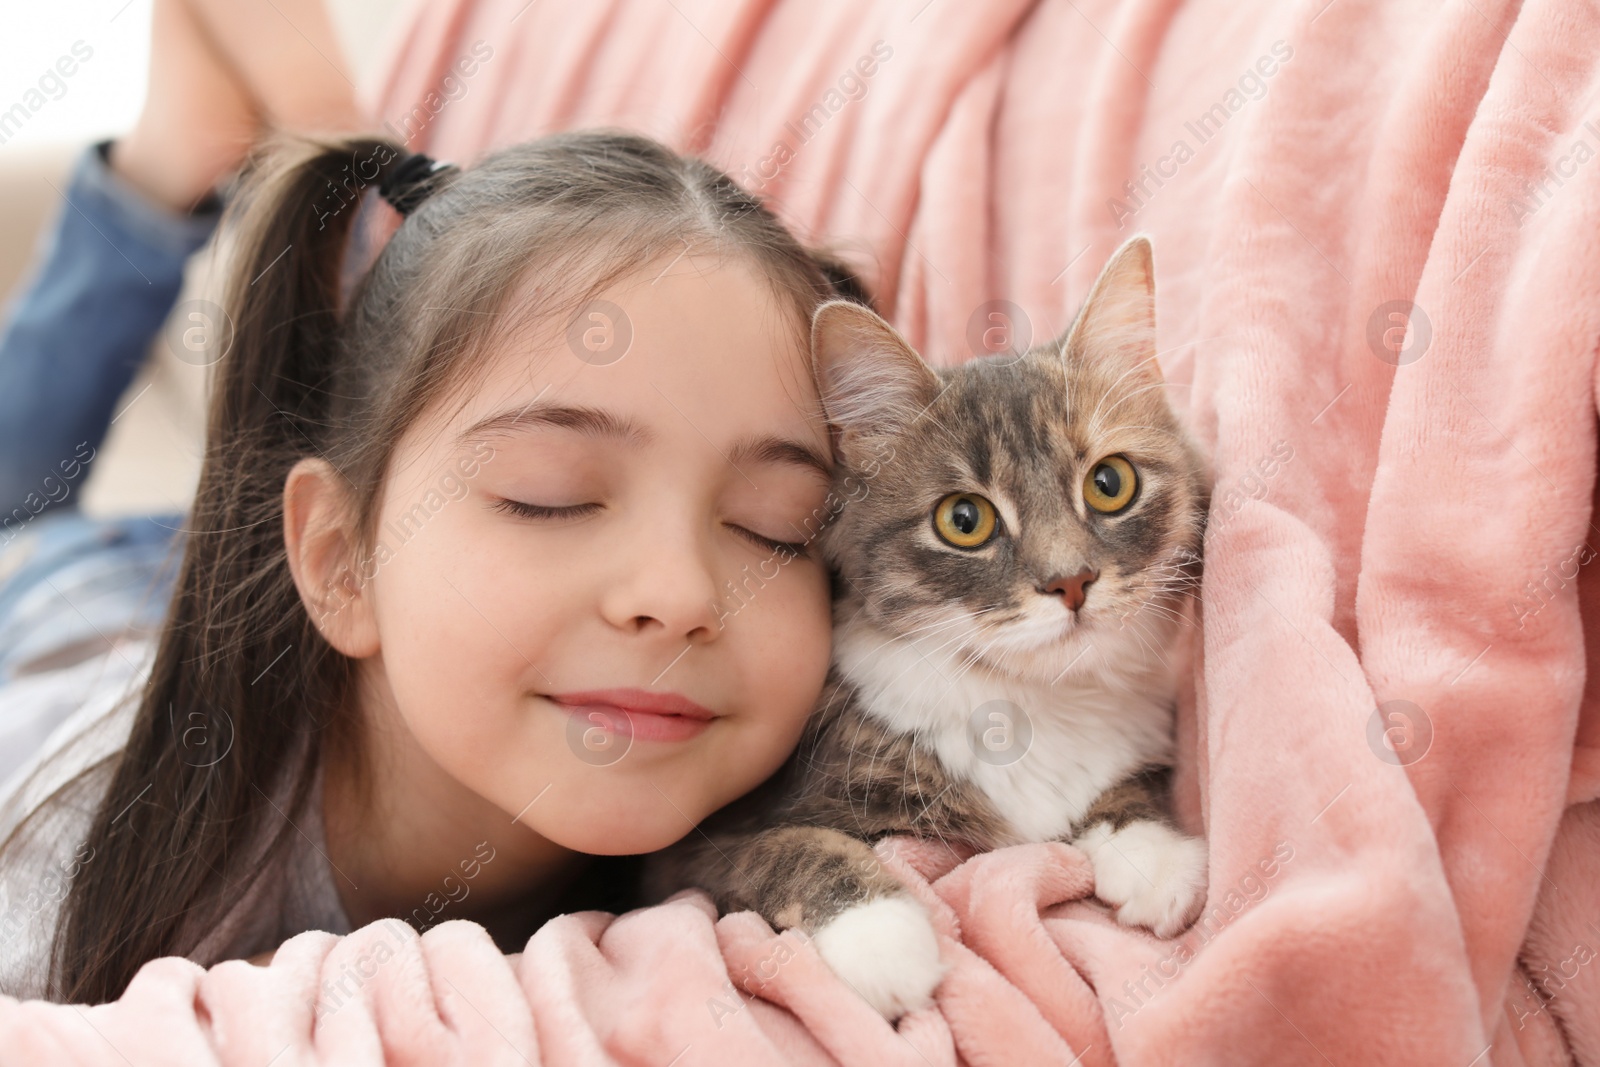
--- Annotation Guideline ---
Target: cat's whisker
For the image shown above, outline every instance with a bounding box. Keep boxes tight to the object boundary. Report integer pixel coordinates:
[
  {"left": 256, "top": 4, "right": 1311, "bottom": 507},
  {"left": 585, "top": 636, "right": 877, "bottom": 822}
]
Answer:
[
  {"left": 1128, "top": 602, "right": 1182, "bottom": 633},
  {"left": 1081, "top": 352, "right": 1166, "bottom": 437},
  {"left": 1133, "top": 561, "right": 1203, "bottom": 586},
  {"left": 875, "top": 616, "right": 993, "bottom": 700},
  {"left": 1086, "top": 379, "right": 1171, "bottom": 440},
  {"left": 1127, "top": 588, "right": 1191, "bottom": 632},
  {"left": 1106, "top": 604, "right": 1170, "bottom": 670},
  {"left": 947, "top": 630, "right": 1005, "bottom": 687},
  {"left": 1139, "top": 617, "right": 1177, "bottom": 668},
  {"left": 840, "top": 706, "right": 880, "bottom": 834},
  {"left": 1141, "top": 632, "right": 1177, "bottom": 671},
  {"left": 894, "top": 610, "right": 965, "bottom": 635},
  {"left": 904, "top": 740, "right": 959, "bottom": 858},
  {"left": 1105, "top": 423, "right": 1187, "bottom": 441},
  {"left": 1139, "top": 609, "right": 1186, "bottom": 632},
  {"left": 1127, "top": 594, "right": 1191, "bottom": 632},
  {"left": 953, "top": 617, "right": 1017, "bottom": 675},
  {"left": 898, "top": 611, "right": 985, "bottom": 644},
  {"left": 1135, "top": 578, "right": 1197, "bottom": 597},
  {"left": 997, "top": 635, "right": 1043, "bottom": 680}
]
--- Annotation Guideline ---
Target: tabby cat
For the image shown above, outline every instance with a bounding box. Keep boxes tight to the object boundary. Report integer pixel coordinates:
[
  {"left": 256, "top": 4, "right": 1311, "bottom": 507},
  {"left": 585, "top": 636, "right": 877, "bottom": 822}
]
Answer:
[{"left": 642, "top": 236, "right": 1210, "bottom": 1021}]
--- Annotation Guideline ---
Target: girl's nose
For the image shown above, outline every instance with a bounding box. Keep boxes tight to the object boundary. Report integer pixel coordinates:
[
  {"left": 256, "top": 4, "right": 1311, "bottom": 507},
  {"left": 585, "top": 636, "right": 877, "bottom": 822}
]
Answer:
[{"left": 598, "top": 526, "right": 724, "bottom": 643}]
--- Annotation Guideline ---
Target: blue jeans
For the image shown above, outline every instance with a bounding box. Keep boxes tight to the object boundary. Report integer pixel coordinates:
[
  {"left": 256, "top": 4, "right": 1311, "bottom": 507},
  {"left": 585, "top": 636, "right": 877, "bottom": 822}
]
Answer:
[{"left": 0, "top": 140, "right": 216, "bottom": 677}]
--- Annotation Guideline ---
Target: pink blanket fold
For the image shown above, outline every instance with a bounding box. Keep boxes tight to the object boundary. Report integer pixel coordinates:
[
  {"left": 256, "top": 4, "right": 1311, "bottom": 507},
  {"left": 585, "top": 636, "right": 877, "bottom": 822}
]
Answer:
[{"left": 7, "top": 0, "right": 1600, "bottom": 1061}]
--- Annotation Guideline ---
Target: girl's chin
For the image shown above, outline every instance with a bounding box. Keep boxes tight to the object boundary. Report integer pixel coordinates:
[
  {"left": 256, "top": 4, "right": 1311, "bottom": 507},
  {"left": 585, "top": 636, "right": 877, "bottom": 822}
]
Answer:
[
  {"left": 516, "top": 779, "right": 723, "bottom": 854},
  {"left": 545, "top": 822, "right": 696, "bottom": 856}
]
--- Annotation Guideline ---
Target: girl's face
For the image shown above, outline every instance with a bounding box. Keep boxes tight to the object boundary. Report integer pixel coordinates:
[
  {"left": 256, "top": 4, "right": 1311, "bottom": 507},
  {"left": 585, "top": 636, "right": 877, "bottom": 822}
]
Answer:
[{"left": 344, "top": 254, "right": 835, "bottom": 855}]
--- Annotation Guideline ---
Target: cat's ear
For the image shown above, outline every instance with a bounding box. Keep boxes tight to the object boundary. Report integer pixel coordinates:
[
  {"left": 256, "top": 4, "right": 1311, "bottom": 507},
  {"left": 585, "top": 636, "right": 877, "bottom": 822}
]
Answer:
[
  {"left": 1059, "top": 235, "right": 1163, "bottom": 384},
  {"left": 812, "top": 300, "right": 941, "bottom": 456}
]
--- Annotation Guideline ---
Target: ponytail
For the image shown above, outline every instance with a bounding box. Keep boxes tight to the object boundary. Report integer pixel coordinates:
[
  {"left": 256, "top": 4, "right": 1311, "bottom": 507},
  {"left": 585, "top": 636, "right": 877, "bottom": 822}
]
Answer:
[
  {"left": 221, "top": 136, "right": 405, "bottom": 452},
  {"left": 46, "top": 136, "right": 412, "bottom": 1004}
]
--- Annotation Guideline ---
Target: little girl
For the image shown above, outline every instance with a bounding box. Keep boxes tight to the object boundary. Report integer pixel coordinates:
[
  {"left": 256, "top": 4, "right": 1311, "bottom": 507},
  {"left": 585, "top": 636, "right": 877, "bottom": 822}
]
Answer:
[{"left": 0, "top": 3, "right": 867, "bottom": 1006}]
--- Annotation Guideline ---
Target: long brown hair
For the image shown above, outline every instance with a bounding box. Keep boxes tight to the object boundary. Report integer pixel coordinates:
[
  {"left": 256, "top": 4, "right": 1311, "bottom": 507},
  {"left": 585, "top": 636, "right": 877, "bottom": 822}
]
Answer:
[{"left": 5, "top": 127, "right": 871, "bottom": 1004}]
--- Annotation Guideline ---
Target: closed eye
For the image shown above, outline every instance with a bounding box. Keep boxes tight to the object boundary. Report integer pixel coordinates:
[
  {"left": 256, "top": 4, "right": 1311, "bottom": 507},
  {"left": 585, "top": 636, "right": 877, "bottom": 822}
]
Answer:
[
  {"left": 493, "top": 499, "right": 809, "bottom": 558},
  {"left": 492, "top": 499, "right": 601, "bottom": 521},
  {"left": 727, "top": 523, "right": 810, "bottom": 559}
]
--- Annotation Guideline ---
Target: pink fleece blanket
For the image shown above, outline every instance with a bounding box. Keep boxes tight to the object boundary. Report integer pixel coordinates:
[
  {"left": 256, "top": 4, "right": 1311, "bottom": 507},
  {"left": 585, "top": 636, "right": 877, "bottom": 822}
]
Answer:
[{"left": 7, "top": 0, "right": 1600, "bottom": 1062}]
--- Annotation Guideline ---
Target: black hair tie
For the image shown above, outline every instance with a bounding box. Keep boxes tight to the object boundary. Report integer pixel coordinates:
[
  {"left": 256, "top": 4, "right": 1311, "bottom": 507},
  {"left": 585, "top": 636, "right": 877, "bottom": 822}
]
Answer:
[{"left": 379, "top": 151, "right": 457, "bottom": 216}]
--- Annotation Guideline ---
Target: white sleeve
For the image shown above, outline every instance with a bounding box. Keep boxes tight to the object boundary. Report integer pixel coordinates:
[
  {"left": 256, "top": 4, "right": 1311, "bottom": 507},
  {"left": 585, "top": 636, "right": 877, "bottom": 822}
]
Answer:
[{"left": 0, "top": 640, "right": 151, "bottom": 1000}]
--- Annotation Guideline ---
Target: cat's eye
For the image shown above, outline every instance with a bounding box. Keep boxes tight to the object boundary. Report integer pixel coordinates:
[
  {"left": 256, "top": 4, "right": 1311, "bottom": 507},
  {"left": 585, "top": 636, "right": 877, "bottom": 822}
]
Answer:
[
  {"left": 1083, "top": 455, "right": 1138, "bottom": 514},
  {"left": 932, "top": 492, "right": 998, "bottom": 549}
]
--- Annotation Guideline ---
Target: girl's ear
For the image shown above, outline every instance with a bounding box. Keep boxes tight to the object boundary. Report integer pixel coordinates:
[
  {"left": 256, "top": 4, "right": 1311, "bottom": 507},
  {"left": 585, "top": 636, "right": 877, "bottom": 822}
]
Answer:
[
  {"left": 283, "top": 457, "right": 380, "bottom": 658},
  {"left": 811, "top": 299, "right": 940, "bottom": 459}
]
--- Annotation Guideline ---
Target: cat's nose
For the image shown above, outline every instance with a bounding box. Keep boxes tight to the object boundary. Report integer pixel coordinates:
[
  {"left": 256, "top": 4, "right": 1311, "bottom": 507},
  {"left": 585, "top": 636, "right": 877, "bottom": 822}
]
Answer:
[{"left": 1042, "top": 568, "right": 1098, "bottom": 612}]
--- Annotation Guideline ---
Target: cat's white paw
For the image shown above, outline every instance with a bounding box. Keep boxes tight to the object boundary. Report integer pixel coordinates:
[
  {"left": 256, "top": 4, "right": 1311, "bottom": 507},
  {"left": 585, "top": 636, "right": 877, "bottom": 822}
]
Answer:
[
  {"left": 811, "top": 893, "right": 947, "bottom": 1021},
  {"left": 1074, "top": 820, "right": 1207, "bottom": 937}
]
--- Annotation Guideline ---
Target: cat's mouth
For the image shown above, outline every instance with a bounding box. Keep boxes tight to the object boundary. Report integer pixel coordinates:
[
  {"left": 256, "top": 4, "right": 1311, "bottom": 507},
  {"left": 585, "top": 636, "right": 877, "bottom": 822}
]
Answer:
[
  {"left": 1055, "top": 609, "right": 1093, "bottom": 644},
  {"left": 981, "top": 606, "right": 1094, "bottom": 660}
]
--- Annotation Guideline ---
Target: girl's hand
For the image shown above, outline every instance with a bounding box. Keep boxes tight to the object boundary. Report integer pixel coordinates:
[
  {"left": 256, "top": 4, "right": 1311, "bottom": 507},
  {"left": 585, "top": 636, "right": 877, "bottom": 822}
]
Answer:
[
  {"left": 248, "top": 948, "right": 521, "bottom": 969},
  {"left": 111, "top": 0, "right": 363, "bottom": 213}
]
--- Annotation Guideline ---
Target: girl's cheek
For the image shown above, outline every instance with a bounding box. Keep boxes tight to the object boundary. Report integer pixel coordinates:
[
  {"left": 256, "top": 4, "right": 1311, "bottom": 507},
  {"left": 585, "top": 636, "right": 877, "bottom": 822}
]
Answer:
[
  {"left": 740, "top": 562, "right": 833, "bottom": 715},
  {"left": 373, "top": 502, "right": 561, "bottom": 703}
]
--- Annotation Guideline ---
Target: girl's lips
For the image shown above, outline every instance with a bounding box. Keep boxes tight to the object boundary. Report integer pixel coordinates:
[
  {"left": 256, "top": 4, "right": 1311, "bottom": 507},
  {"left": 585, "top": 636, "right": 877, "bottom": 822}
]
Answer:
[{"left": 546, "top": 690, "right": 717, "bottom": 743}]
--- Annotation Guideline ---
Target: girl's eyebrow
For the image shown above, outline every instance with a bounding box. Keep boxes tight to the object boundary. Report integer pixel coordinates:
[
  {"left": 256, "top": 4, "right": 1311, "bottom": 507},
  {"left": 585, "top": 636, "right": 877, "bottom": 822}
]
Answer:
[
  {"left": 457, "top": 401, "right": 833, "bottom": 480},
  {"left": 458, "top": 401, "right": 648, "bottom": 449}
]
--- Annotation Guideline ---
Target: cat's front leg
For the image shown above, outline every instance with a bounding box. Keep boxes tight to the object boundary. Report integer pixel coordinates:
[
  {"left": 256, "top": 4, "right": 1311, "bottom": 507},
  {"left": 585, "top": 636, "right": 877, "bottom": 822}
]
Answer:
[
  {"left": 1067, "top": 768, "right": 1207, "bottom": 937},
  {"left": 646, "top": 823, "right": 947, "bottom": 1021}
]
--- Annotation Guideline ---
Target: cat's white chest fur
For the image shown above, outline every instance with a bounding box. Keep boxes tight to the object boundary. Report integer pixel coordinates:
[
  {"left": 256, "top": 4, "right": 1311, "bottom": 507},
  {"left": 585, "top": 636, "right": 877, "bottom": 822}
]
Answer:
[{"left": 833, "top": 611, "right": 1178, "bottom": 844}]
